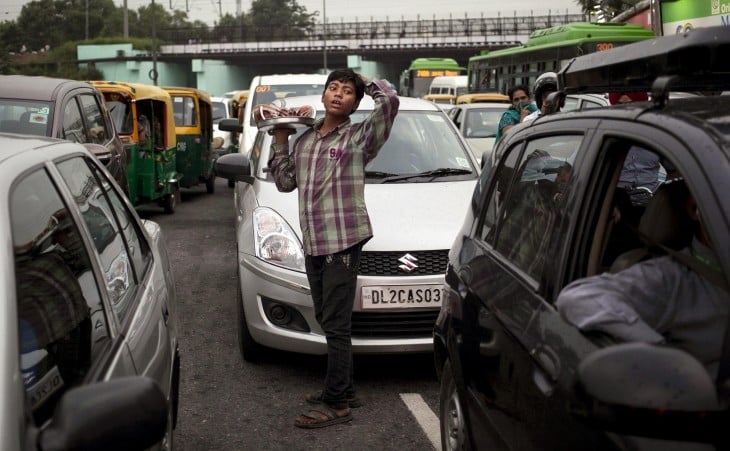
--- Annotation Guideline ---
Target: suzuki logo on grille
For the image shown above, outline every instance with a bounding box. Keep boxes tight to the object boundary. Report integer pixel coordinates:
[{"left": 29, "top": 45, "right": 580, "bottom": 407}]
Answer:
[{"left": 398, "top": 253, "right": 418, "bottom": 273}]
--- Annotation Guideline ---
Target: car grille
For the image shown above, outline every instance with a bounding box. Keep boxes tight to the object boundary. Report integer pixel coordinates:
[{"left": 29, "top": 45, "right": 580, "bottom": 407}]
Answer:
[
  {"left": 351, "top": 310, "right": 439, "bottom": 338},
  {"left": 359, "top": 250, "right": 449, "bottom": 276}
]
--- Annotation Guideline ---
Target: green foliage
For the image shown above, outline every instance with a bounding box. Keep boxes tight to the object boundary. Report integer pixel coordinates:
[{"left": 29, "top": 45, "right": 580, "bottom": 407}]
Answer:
[{"left": 3, "top": 0, "right": 317, "bottom": 75}]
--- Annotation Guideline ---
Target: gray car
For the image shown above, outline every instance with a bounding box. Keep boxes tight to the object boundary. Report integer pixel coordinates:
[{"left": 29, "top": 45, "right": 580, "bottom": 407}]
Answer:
[
  {"left": 0, "top": 75, "right": 129, "bottom": 193},
  {"left": 0, "top": 133, "right": 179, "bottom": 450},
  {"left": 215, "top": 95, "right": 479, "bottom": 361}
]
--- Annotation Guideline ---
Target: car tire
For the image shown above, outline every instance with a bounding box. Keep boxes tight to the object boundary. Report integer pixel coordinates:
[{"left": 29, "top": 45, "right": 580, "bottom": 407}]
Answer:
[
  {"left": 440, "top": 360, "right": 471, "bottom": 451},
  {"left": 163, "top": 187, "right": 179, "bottom": 214},
  {"left": 236, "top": 280, "right": 265, "bottom": 362},
  {"left": 206, "top": 175, "right": 215, "bottom": 194}
]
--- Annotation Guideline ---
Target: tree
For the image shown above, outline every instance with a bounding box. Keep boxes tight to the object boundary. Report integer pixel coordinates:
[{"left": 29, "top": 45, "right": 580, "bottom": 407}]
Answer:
[
  {"left": 574, "top": 0, "right": 643, "bottom": 22},
  {"left": 248, "top": 0, "right": 316, "bottom": 40}
]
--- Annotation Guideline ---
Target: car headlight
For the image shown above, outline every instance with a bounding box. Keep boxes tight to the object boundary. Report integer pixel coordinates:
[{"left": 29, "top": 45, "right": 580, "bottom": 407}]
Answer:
[{"left": 253, "top": 207, "right": 305, "bottom": 272}]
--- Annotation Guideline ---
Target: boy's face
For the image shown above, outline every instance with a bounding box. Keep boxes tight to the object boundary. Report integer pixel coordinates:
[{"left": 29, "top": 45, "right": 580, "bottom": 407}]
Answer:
[{"left": 321, "top": 79, "right": 360, "bottom": 118}]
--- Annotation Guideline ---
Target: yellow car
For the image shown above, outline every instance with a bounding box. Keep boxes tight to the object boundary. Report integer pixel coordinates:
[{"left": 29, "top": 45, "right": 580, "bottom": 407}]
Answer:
[{"left": 456, "top": 93, "right": 510, "bottom": 104}]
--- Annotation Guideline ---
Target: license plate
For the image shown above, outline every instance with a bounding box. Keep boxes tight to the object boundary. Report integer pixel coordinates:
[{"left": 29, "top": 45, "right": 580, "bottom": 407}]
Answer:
[{"left": 361, "top": 284, "right": 444, "bottom": 309}]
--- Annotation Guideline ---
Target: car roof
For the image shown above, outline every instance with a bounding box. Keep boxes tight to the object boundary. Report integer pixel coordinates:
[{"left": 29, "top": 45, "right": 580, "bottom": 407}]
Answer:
[
  {"left": 253, "top": 74, "right": 328, "bottom": 84},
  {"left": 453, "top": 103, "right": 510, "bottom": 110},
  {"left": 281, "top": 94, "right": 441, "bottom": 112},
  {"left": 456, "top": 93, "right": 510, "bottom": 104},
  {"left": 0, "top": 75, "right": 92, "bottom": 101},
  {"left": 527, "top": 95, "right": 730, "bottom": 145},
  {"left": 0, "top": 133, "right": 84, "bottom": 165}
]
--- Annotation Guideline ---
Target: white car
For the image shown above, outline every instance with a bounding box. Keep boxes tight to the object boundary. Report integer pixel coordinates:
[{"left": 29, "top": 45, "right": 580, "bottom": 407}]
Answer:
[
  {"left": 211, "top": 96, "right": 233, "bottom": 153},
  {"left": 446, "top": 102, "right": 510, "bottom": 166},
  {"left": 237, "top": 73, "right": 328, "bottom": 155},
  {"left": 215, "top": 95, "right": 479, "bottom": 361},
  {"left": 0, "top": 133, "right": 179, "bottom": 450}
]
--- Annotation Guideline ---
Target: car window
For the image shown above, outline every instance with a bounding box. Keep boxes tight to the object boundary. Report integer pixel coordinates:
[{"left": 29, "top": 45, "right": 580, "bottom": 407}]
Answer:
[
  {"left": 581, "top": 99, "right": 604, "bottom": 110},
  {"left": 173, "top": 95, "right": 198, "bottom": 126},
  {"left": 104, "top": 95, "right": 133, "bottom": 135},
  {"left": 464, "top": 109, "right": 502, "bottom": 138},
  {"left": 11, "top": 168, "right": 110, "bottom": 425},
  {"left": 78, "top": 94, "right": 110, "bottom": 144},
  {"left": 483, "top": 135, "right": 583, "bottom": 280},
  {"left": 561, "top": 96, "right": 580, "bottom": 112},
  {"left": 62, "top": 98, "right": 88, "bottom": 143},
  {"left": 56, "top": 157, "right": 140, "bottom": 326}
]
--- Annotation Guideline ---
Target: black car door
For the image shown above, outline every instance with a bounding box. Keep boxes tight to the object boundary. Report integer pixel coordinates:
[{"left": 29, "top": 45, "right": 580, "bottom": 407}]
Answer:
[{"left": 454, "top": 129, "right": 593, "bottom": 449}]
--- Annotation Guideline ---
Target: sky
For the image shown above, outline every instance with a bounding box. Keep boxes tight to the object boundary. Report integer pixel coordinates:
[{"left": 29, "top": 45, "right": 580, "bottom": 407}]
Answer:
[{"left": 2, "top": 0, "right": 582, "bottom": 26}]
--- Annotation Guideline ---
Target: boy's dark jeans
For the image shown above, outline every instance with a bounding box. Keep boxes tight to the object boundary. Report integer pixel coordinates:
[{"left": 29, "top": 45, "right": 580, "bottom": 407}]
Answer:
[{"left": 305, "top": 242, "right": 363, "bottom": 410}]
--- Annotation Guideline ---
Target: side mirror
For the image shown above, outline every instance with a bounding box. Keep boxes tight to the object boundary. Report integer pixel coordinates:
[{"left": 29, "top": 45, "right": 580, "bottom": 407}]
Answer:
[
  {"left": 215, "top": 152, "right": 254, "bottom": 184},
  {"left": 576, "top": 342, "right": 724, "bottom": 442},
  {"left": 38, "top": 376, "right": 167, "bottom": 451},
  {"left": 218, "top": 118, "right": 242, "bottom": 133}
]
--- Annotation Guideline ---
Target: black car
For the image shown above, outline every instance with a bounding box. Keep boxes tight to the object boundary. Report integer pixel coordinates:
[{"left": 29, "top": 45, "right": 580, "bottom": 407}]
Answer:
[
  {"left": 434, "top": 27, "right": 730, "bottom": 450},
  {"left": 0, "top": 75, "right": 128, "bottom": 193}
]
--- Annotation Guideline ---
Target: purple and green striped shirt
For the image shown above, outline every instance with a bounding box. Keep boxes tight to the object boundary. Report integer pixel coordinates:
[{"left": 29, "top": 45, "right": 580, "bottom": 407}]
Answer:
[{"left": 269, "top": 79, "right": 399, "bottom": 256}]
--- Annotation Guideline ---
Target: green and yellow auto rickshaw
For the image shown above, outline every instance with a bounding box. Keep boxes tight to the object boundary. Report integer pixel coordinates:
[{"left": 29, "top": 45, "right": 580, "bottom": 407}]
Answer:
[
  {"left": 163, "top": 86, "right": 216, "bottom": 194},
  {"left": 91, "top": 81, "right": 181, "bottom": 214}
]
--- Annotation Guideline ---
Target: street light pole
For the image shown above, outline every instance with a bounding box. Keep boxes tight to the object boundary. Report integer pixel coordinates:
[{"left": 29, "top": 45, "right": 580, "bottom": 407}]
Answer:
[
  {"left": 322, "top": 0, "right": 327, "bottom": 72},
  {"left": 150, "top": 0, "right": 159, "bottom": 85}
]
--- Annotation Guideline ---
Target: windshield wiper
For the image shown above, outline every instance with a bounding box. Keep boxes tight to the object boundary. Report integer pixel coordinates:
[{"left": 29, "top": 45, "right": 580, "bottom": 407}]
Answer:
[
  {"left": 365, "top": 170, "right": 399, "bottom": 179},
  {"left": 381, "top": 167, "right": 472, "bottom": 183}
]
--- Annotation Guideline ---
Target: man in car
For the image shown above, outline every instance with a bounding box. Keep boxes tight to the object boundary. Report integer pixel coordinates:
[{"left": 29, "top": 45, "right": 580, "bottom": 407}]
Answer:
[
  {"left": 556, "top": 179, "right": 728, "bottom": 377},
  {"left": 267, "top": 68, "right": 399, "bottom": 429}
]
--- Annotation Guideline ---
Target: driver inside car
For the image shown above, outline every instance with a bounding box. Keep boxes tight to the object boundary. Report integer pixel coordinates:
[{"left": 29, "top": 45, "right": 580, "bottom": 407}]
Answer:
[{"left": 556, "top": 179, "right": 728, "bottom": 377}]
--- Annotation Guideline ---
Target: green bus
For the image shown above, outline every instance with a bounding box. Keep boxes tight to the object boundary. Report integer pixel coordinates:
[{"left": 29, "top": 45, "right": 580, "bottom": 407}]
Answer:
[
  {"left": 399, "top": 58, "right": 466, "bottom": 98},
  {"left": 467, "top": 22, "right": 655, "bottom": 95}
]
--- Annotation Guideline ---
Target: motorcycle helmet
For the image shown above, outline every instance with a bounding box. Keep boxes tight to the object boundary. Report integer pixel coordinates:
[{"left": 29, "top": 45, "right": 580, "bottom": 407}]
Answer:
[{"left": 533, "top": 72, "right": 558, "bottom": 110}]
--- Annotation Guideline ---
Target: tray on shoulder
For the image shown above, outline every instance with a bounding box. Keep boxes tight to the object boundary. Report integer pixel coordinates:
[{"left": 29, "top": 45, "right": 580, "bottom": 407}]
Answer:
[{"left": 256, "top": 116, "right": 316, "bottom": 132}]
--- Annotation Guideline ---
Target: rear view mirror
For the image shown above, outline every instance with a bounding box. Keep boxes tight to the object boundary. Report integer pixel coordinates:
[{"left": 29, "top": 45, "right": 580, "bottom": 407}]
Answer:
[
  {"left": 215, "top": 152, "right": 253, "bottom": 184},
  {"left": 576, "top": 342, "right": 726, "bottom": 442},
  {"left": 38, "top": 376, "right": 167, "bottom": 451},
  {"left": 218, "top": 118, "right": 242, "bottom": 133}
]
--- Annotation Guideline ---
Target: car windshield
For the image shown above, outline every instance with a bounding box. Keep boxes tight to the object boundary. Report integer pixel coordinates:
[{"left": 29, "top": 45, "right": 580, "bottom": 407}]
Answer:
[
  {"left": 249, "top": 84, "right": 326, "bottom": 125},
  {"left": 263, "top": 109, "right": 477, "bottom": 183},
  {"left": 212, "top": 101, "right": 227, "bottom": 122},
  {"left": 464, "top": 109, "right": 503, "bottom": 138},
  {"left": 0, "top": 100, "right": 52, "bottom": 136}
]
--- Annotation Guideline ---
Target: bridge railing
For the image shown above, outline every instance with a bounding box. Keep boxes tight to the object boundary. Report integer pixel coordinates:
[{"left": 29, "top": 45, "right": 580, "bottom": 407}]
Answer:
[{"left": 157, "top": 12, "right": 587, "bottom": 47}]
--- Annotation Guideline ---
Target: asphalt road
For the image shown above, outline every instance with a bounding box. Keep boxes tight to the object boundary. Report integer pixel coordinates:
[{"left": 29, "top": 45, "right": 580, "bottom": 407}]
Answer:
[{"left": 139, "top": 177, "right": 441, "bottom": 450}]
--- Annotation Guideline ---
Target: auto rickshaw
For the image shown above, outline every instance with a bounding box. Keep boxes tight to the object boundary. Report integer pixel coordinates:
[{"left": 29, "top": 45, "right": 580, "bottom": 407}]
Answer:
[
  {"left": 90, "top": 81, "right": 180, "bottom": 214},
  {"left": 163, "top": 86, "right": 216, "bottom": 194}
]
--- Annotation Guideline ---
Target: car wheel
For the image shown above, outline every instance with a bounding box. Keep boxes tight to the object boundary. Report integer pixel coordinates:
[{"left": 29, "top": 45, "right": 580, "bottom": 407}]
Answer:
[
  {"left": 163, "top": 187, "right": 178, "bottom": 214},
  {"left": 440, "top": 360, "right": 471, "bottom": 451},
  {"left": 236, "top": 280, "right": 264, "bottom": 362},
  {"left": 206, "top": 174, "right": 216, "bottom": 194}
]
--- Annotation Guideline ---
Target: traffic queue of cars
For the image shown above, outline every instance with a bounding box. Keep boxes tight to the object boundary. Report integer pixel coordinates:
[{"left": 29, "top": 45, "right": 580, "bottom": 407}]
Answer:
[{"left": 3, "top": 24, "right": 729, "bottom": 449}]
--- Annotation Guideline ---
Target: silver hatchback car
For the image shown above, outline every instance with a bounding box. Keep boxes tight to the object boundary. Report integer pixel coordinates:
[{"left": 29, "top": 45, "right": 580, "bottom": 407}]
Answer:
[
  {"left": 215, "top": 95, "right": 479, "bottom": 361},
  {"left": 0, "top": 133, "right": 179, "bottom": 450}
]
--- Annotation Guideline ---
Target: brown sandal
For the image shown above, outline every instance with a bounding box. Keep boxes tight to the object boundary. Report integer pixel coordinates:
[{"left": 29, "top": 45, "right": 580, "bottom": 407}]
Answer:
[{"left": 294, "top": 405, "right": 352, "bottom": 429}]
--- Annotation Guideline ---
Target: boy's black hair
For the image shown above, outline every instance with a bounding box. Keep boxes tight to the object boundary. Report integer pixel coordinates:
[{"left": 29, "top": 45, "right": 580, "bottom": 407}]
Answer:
[{"left": 325, "top": 68, "right": 366, "bottom": 101}]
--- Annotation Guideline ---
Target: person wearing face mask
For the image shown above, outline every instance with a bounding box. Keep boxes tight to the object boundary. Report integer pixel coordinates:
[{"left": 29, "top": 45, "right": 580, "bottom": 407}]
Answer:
[{"left": 495, "top": 84, "right": 538, "bottom": 144}]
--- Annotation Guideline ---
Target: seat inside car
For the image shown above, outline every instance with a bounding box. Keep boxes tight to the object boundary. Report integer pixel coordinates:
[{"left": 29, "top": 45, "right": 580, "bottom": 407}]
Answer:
[{"left": 609, "top": 179, "right": 694, "bottom": 273}]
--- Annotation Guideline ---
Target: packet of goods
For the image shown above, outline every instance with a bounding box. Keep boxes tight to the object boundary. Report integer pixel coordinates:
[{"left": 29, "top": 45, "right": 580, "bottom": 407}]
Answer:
[{"left": 252, "top": 104, "right": 315, "bottom": 123}]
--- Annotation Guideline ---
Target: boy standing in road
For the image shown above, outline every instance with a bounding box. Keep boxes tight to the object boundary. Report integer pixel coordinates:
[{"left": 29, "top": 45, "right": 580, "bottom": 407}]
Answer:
[{"left": 268, "top": 68, "right": 399, "bottom": 428}]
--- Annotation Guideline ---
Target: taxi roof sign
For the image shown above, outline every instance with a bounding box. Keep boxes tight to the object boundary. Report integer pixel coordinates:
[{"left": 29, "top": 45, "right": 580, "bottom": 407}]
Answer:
[{"left": 558, "top": 26, "right": 730, "bottom": 96}]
